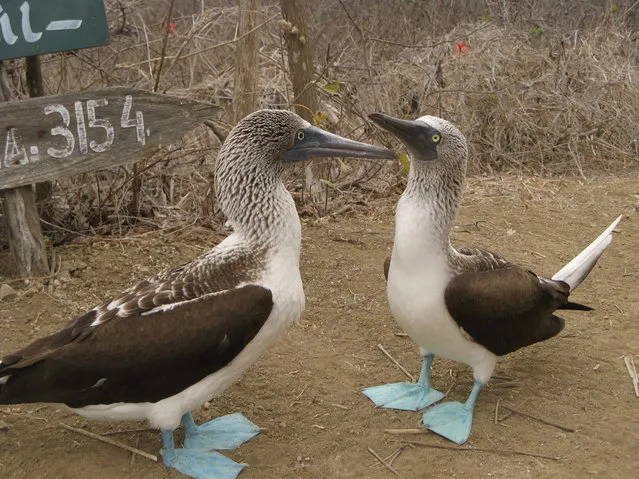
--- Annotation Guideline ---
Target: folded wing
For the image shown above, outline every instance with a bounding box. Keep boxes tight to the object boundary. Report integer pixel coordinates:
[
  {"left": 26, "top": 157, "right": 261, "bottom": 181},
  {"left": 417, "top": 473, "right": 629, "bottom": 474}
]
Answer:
[
  {"left": 444, "top": 266, "right": 569, "bottom": 356},
  {"left": 0, "top": 284, "right": 272, "bottom": 407}
]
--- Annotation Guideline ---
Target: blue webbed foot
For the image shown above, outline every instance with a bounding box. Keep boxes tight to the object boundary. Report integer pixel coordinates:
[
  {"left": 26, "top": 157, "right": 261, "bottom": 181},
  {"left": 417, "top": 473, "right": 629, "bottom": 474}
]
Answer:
[
  {"left": 422, "top": 401, "right": 474, "bottom": 445},
  {"left": 422, "top": 380, "right": 483, "bottom": 445},
  {"left": 161, "top": 431, "right": 245, "bottom": 479},
  {"left": 362, "top": 382, "right": 444, "bottom": 411},
  {"left": 162, "top": 447, "right": 245, "bottom": 479},
  {"left": 362, "top": 354, "right": 444, "bottom": 411},
  {"left": 183, "top": 412, "right": 261, "bottom": 450}
]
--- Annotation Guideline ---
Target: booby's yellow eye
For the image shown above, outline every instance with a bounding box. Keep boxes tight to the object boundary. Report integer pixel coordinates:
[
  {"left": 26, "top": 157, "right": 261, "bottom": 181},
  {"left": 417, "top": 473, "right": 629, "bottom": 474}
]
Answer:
[
  {"left": 297, "top": 131, "right": 305, "bottom": 141},
  {"left": 432, "top": 134, "right": 441, "bottom": 143}
]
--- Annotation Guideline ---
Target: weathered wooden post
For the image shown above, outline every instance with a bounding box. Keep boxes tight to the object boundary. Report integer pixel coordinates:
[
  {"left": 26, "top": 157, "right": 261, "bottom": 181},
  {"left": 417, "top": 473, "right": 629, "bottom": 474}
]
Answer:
[
  {"left": 0, "top": 62, "right": 48, "bottom": 277},
  {"left": 233, "top": 0, "right": 262, "bottom": 123},
  {"left": 0, "top": 88, "right": 218, "bottom": 271},
  {"left": 0, "top": 0, "right": 110, "bottom": 277}
]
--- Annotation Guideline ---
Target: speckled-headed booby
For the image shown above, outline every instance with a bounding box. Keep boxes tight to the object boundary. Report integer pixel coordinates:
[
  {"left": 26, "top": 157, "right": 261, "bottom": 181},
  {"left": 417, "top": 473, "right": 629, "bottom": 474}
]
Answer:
[
  {"left": 362, "top": 112, "right": 622, "bottom": 445},
  {"left": 0, "top": 109, "right": 396, "bottom": 479}
]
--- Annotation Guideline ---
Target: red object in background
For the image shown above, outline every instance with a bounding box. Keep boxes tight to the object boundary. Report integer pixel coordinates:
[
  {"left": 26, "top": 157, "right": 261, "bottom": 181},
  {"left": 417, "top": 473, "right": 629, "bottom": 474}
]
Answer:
[
  {"left": 456, "top": 41, "right": 470, "bottom": 55},
  {"left": 168, "top": 23, "right": 176, "bottom": 34}
]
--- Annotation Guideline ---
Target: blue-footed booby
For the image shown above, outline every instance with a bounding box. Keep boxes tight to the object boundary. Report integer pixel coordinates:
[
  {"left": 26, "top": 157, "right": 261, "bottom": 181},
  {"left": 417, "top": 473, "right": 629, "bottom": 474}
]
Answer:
[
  {"left": 0, "top": 109, "right": 396, "bottom": 479},
  {"left": 362, "top": 112, "right": 621, "bottom": 445}
]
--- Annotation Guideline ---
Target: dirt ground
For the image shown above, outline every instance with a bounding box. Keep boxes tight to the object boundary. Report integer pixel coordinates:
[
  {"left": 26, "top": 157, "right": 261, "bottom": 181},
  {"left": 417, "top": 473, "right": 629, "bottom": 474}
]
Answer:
[{"left": 0, "top": 176, "right": 637, "bottom": 479}]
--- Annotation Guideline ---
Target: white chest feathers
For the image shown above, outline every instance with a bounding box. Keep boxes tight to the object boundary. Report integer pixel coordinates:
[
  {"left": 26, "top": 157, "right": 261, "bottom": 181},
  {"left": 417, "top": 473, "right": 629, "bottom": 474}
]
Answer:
[{"left": 386, "top": 197, "right": 496, "bottom": 375}]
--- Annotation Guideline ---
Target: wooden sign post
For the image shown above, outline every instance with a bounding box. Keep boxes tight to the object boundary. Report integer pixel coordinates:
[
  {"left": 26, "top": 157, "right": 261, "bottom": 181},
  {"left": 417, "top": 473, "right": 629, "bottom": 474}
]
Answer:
[
  {"left": 0, "top": 88, "right": 217, "bottom": 189},
  {"left": 0, "top": 0, "right": 111, "bottom": 278},
  {"left": 0, "top": 87, "right": 217, "bottom": 273}
]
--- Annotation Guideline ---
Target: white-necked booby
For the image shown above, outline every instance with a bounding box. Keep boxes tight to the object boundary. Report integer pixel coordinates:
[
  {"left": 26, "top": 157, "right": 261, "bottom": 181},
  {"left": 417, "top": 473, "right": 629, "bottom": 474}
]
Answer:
[
  {"left": 0, "top": 109, "right": 396, "bottom": 479},
  {"left": 362, "top": 112, "right": 621, "bottom": 445}
]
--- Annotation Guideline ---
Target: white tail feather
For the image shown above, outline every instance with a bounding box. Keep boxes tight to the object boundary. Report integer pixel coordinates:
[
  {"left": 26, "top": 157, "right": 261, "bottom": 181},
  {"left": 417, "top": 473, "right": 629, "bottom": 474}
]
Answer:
[{"left": 552, "top": 215, "right": 622, "bottom": 291}]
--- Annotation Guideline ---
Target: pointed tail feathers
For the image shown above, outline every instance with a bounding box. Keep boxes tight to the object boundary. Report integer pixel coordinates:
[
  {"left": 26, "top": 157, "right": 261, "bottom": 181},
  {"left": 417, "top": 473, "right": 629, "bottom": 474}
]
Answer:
[
  {"left": 552, "top": 215, "right": 622, "bottom": 292},
  {"left": 559, "top": 301, "right": 594, "bottom": 311}
]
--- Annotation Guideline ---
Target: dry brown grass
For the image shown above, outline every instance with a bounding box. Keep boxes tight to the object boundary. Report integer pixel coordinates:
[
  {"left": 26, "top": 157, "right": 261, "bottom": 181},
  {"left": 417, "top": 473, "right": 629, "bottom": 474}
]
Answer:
[
  {"left": 1, "top": 0, "right": 638, "bottom": 244},
  {"left": 362, "top": 22, "right": 639, "bottom": 176}
]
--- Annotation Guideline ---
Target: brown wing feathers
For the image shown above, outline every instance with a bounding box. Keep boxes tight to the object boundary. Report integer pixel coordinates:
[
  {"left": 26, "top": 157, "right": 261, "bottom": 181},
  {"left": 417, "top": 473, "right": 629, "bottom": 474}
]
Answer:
[
  {"left": 0, "top": 284, "right": 273, "bottom": 407},
  {"left": 444, "top": 266, "right": 575, "bottom": 356}
]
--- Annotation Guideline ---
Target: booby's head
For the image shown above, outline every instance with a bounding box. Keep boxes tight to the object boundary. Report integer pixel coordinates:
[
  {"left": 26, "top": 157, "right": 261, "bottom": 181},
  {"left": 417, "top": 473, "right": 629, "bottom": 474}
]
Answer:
[
  {"left": 215, "top": 109, "right": 396, "bottom": 239},
  {"left": 368, "top": 113, "right": 468, "bottom": 231},
  {"left": 368, "top": 113, "right": 467, "bottom": 168},
  {"left": 220, "top": 109, "right": 396, "bottom": 171}
]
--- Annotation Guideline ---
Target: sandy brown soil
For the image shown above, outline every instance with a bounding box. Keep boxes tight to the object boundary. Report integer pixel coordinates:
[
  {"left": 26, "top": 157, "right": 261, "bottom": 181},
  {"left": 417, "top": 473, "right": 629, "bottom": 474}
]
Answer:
[{"left": 1, "top": 177, "right": 637, "bottom": 479}]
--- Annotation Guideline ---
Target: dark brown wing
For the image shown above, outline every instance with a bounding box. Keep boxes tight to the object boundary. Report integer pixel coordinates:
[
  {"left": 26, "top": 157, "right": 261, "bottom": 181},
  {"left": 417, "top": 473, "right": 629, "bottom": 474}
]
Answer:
[
  {"left": 0, "top": 284, "right": 272, "bottom": 407},
  {"left": 444, "top": 266, "right": 570, "bottom": 356},
  {"left": 0, "top": 251, "right": 261, "bottom": 370}
]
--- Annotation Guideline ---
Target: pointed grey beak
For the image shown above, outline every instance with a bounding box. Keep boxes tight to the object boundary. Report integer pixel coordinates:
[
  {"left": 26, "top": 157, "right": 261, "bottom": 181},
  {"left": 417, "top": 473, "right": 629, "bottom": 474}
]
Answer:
[
  {"left": 283, "top": 125, "right": 397, "bottom": 163},
  {"left": 368, "top": 113, "right": 440, "bottom": 161}
]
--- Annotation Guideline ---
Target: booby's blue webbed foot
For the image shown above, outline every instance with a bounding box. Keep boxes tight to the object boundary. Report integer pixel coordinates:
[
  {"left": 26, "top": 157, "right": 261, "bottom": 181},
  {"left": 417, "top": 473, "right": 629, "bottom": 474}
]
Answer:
[
  {"left": 422, "top": 380, "right": 483, "bottom": 445},
  {"left": 362, "top": 354, "right": 444, "bottom": 411},
  {"left": 182, "top": 412, "right": 261, "bottom": 450},
  {"left": 362, "top": 382, "right": 445, "bottom": 411},
  {"left": 161, "top": 430, "right": 245, "bottom": 479}
]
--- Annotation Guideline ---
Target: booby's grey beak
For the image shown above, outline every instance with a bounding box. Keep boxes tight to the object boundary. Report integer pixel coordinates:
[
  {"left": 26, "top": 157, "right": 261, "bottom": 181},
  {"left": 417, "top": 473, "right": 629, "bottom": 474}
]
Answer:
[
  {"left": 283, "top": 125, "right": 397, "bottom": 163},
  {"left": 368, "top": 113, "right": 440, "bottom": 161}
]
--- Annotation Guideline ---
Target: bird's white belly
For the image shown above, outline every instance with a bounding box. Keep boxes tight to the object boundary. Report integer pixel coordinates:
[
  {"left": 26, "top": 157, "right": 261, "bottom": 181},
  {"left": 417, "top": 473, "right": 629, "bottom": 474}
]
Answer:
[
  {"left": 386, "top": 193, "right": 498, "bottom": 383},
  {"left": 71, "top": 274, "right": 305, "bottom": 431},
  {"left": 387, "top": 263, "right": 491, "bottom": 374}
]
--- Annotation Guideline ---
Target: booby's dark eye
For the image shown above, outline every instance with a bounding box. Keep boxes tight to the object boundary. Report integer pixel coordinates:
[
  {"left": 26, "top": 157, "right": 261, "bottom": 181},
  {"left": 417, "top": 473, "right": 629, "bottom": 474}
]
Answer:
[
  {"left": 432, "top": 134, "right": 441, "bottom": 143},
  {"left": 297, "top": 131, "right": 305, "bottom": 141}
]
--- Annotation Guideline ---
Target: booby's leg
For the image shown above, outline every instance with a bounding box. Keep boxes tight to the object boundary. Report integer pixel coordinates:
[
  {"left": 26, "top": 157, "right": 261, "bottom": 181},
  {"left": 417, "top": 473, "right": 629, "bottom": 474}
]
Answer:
[
  {"left": 182, "top": 412, "right": 261, "bottom": 450},
  {"left": 161, "top": 430, "right": 245, "bottom": 479},
  {"left": 361, "top": 354, "right": 445, "bottom": 411},
  {"left": 422, "top": 379, "right": 482, "bottom": 445}
]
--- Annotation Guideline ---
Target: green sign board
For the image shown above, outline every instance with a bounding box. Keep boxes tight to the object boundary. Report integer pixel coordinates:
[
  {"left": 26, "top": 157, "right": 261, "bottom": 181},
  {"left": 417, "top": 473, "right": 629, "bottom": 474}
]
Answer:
[{"left": 0, "top": 0, "right": 110, "bottom": 60}]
